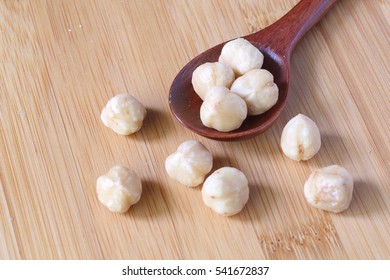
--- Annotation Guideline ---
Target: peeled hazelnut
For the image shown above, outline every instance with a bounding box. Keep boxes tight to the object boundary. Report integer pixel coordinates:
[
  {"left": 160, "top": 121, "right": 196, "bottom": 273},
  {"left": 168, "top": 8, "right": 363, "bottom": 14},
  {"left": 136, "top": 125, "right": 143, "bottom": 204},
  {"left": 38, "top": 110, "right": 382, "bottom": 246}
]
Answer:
[
  {"left": 218, "top": 38, "right": 264, "bottom": 76},
  {"left": 96, "top": 165, "right": 142, "bottom": 213},
  {"left": 231, "top": 69, "right": 279, "bottom": 116},
  {"left": 165, "top": 140, "right": 213, "bottom": 187},
  {"left": 101, "top": 93, "right": 147, "bottom": 135},
  {"left": 304, "top": 165, "right": 354, "bottom": 213},
  {"left": 200, "top": 86, "right": 247, "bottom": 132},
  {"left": 191, "top": 62, "right": 235, "bottom": 100},
  {"left": 280, "top": 114, "right": 321, "bottom": 161},
  {"left": 202, "top": 167, "right": 249, "bottom": 216}
]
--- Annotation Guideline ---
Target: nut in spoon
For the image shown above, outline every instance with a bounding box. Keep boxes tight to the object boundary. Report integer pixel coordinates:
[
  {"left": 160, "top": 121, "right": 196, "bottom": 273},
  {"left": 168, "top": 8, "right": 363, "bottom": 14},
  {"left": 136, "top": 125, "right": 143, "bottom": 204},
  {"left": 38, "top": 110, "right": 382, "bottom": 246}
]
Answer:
[{"left": 169, "top": 0, "right": 337, "bottom": 141}]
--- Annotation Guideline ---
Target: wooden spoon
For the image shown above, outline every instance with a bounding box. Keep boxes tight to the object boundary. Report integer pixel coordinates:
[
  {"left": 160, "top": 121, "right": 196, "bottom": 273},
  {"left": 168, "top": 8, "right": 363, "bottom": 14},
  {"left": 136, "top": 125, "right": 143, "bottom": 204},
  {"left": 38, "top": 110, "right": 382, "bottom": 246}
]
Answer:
[{"left": 169, "top": 0, "right": 337, "bottom": 141}]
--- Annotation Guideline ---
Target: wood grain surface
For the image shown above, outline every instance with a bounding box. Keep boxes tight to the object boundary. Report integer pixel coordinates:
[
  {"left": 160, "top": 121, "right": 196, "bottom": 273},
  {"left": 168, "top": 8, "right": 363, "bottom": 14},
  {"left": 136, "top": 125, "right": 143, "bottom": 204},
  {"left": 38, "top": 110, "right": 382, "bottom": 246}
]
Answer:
[{"left": 1, "top": 0, "right": 389, "bottom": 260}]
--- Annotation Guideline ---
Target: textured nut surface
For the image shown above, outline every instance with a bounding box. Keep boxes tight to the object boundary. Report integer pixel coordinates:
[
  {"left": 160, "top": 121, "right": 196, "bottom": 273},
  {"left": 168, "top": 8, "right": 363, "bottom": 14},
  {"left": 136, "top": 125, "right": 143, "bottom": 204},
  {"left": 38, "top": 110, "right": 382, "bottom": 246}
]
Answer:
[
  {"left": 231, "top": 69, "right": 279, "bottom": 116},
  {"left": 191, "top": 62, "right": 235, "bottom": 100},
  {"left": 218, "top": 38, "right": 264, "bottom": 76},
  {"left": 101, "top": 93, "right": 147, "bottom": 135},
  {"left": 200, "top": 86, "right": 247, "bottom": 132},
  {"left": 304, "top": 165, "right": 354, "bottom": 213},
  {"left": 165, "top": 140, "right": 213, "bottom": 187},
  {"left": 202, "top": 167, "right": 249, "bottom": 216},
  {"left": 280, "top": 114, "right": 321, "bottom": 161},
  {"left": 96, "top": 165, "right": 142, "bottom": 213}
]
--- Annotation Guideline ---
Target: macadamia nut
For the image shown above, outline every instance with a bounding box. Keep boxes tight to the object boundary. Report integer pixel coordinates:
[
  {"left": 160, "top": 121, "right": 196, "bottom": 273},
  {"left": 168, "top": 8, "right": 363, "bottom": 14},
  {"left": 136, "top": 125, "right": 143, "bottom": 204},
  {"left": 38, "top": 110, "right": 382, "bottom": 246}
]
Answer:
[
  {"left": 231, "top": 69, "right": 279, "bottom": 116},
  {"left": 96, "top": 165, "right": 142, "bottom": 213},
  {"left": 165, "top": 140, "right": 213, "bottom": 187},
  {"left": 200, "top": 86, "right": 247, "bottom": 132},
  {"left": 101, "top": 93, "right": 147, "bottom": 135},
  {"left": 192, "top": 62, "right": 235, "bottom": 100},
  {"left": 202, "top": 167, "right": 249, "bottom": 216},
  {"left": 218, "top": 38, "right": 264, "bottom": 76},
  {"left": 280, "top": 114, "right": 321, "bottom": 161},
  {"left": 304, "top": 165, "right": 354, "bottom": 213}
]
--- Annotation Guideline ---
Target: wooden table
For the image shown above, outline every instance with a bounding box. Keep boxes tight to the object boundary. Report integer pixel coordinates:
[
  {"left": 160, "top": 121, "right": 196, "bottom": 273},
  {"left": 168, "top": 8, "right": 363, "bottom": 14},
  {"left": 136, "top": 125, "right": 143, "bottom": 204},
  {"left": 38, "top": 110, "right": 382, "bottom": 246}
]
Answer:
[{"left": 1, "top": 0, "right": 389, "bottom": 260}]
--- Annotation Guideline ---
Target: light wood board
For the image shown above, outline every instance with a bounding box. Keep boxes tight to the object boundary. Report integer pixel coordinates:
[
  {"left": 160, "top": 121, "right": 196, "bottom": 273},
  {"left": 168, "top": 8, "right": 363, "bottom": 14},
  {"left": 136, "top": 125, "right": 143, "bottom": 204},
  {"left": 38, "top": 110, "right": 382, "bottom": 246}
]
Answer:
[{"left": 1, "top": 0, "right": 389, "bottom": 259}]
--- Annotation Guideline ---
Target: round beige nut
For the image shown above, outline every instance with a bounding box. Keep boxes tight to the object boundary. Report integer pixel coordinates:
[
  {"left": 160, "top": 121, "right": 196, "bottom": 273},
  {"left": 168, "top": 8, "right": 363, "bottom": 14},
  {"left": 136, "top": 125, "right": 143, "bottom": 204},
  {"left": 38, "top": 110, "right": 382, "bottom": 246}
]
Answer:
[
  {"left": 165, "top": 140, "right": 213, "bottom": 187},
  {"left": 280, "top": 114, "right": 321, "bottom": 161},
  {"left": 96, "top": 165, "right": 142, "bottom": 213},
  {"left": 191, "top": 62, "right": 235, "bottom": 100},
  {"left": 200, "top": 86, "right": 247, "bottom": 132},
  {"left": 231, "top": 69, "right": 279, "bottom": 116},
  {"left": 218, "top": 38, "right": 264, "bottom": 76},
  {"left": 202, "top": 167, "right": 249, "bottom": 216},
  {"left": 101, "top": 93, "right": 147, "bottom": 135},
  {"left": 304, "top": 165, "right": 354, "bottom": 213}
]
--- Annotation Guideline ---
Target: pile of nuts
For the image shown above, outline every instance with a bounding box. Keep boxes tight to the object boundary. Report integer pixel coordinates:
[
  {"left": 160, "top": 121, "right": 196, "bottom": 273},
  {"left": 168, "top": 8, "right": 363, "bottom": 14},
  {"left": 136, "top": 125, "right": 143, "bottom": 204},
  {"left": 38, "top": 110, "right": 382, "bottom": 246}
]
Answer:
[
  {"left": 192, "top": 38, "right": 279, "bottom": 132},
  {"left": 97, "top": 93, "right": 147, "bottom": 213},
  {"left": 96, "top": 38, "right": 354, "bottom": 216},
  {"left": 165, "top": 140, "right": 249, "bottom": 216}
]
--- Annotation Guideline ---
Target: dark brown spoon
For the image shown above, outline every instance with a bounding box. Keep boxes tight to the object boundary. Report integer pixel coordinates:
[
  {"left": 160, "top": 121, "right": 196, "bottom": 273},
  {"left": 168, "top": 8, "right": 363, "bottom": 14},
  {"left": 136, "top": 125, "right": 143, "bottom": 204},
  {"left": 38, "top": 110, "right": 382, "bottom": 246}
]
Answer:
[{"left": 169, "top": 0, "right": 337, "bottom": 141}]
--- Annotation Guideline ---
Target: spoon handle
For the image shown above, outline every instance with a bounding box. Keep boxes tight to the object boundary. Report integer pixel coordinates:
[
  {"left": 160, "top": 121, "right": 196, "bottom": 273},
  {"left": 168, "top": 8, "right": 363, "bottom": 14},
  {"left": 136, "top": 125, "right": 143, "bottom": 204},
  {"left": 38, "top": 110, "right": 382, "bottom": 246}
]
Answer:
[{"left": 250, "top": 0, "right": 337, "bottom": 58}]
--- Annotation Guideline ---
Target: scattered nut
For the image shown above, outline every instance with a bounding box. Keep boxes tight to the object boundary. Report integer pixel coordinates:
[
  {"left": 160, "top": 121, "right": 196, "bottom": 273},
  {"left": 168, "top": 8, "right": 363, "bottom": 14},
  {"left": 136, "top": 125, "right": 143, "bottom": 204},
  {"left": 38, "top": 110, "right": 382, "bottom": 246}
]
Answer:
[
  {"left": 165, "top": 140, "right": 213, "bottom": 187},
  {"left": 200, "top": 86, "right": 247, "bottom": 132},
  {"left": 280, "top": 114, "right": 321, "bottom": 161},
  {"left": 231, "top": 69, "right": 279, "bottom": 116},
  {"left": 304, "top": 165, "right": 354, "bottom": 213},
  {"left": 202, "top": 167, "right": 249, "bottom": 216},
  {"left": 101, "top": 93, "right": 147, "bottom": 135},
  {"left": 218, "top": 38, "right": 264, "bottom": 76},
  {"left": 192, "top": 62, "right": 235, "bottom": 100},
  {"left": 96, "top": 165, "right": 142, "bottom": 213}
]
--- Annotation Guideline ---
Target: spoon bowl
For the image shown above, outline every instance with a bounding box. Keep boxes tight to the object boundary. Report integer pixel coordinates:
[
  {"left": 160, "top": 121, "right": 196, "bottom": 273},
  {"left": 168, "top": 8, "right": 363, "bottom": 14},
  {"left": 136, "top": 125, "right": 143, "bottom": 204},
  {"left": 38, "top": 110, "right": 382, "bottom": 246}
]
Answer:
[{"left": 169, "top": 0, "right": 337, "bottom": 141}]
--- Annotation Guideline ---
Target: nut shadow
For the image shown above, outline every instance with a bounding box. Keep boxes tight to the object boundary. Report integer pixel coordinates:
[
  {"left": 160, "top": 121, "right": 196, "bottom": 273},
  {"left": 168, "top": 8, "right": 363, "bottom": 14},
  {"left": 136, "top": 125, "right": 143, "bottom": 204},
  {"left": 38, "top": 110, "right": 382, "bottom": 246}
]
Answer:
[
  {"left": 135, "top": 107, "right": 173, "bottom": 142},
  {"left": 312, "top": 133, "right": 350, "bottom": 167},
  {"left": 229, "top": 183, "right": 279, "bottom": 223},
  {"left": 344, "top": 179, "right": 382, "bottom": 217},
  {"left": 127, "top": 179, "right": 170, "bottom": 219}
]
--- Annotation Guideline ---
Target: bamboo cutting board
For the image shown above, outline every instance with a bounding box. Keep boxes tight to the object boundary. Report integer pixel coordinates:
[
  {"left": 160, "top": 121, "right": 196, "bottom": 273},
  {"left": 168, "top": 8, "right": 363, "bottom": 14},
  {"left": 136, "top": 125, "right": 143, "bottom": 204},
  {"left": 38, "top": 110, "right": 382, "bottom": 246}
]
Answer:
[{"left": 0, "top": 0, "right": 389, "bottom": 260}]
